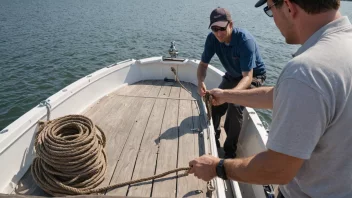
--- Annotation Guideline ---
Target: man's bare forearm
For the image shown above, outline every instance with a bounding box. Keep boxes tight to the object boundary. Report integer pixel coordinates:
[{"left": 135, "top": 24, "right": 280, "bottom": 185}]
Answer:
[
  {"left": 234, "top": 76, "right": 252, "bottom": 90},
  {"left": 223, "top": 86, "right": 274, "bottom": 109},
  {"left": 224, "top": 151, "right": 294, "bottom": 185},
  {"left": 197, "top": 61, "right": 208, "bottom": 83}
]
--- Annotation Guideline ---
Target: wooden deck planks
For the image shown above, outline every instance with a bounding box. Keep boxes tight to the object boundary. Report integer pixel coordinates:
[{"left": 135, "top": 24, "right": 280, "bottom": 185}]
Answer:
[
  {"left": 133, "top": 81, "right": 164, "bottom": 97},
  {"left": 96, "top": 96, "right": 145, "bottom": 188},
  {"left": 179, "top": 82, "right": 193, "bottom": 100},
  {"left": 151, "top": 98, "right": 179, "bottom": 197},
  {"left": 115, "top": 81, "right": 147, "bottom": 96},
  {"left": 191, "top": 101, "right": 206, "bottom": 162},
  {"left": 106, "top": 98, "right": 156, "bottom": 196},
  {"left": 13, "top": 84, "right": 146, "bottom": 197},
  {"left": 94, "top": 81, "right": 162, "bottom": 188},
  {"left": 158, "top": 82, "right": 173, "bottom": 98},
  {"left": 15, "top": 80, "right": 210, "bottom": 198},
  {"left": 191, "top": 100, "right": 208, "bottom": 197},
  {"left": 169, "top": 83, "right": 181, "bottom": 99},
  {"left": 13, "top": 168, "right": 50, "bottom": 196},
  {"left": 176, "top": 99, "right": 203, "bottom": 197},
  {"left": 85, "top": 95, "right": 126, "bottom": 128},
  {"left": 127, "top": 98, "right": 167, "bottom": 197},
  {"left": 84, "top": 80, "right": 149, "bottom": 121}
]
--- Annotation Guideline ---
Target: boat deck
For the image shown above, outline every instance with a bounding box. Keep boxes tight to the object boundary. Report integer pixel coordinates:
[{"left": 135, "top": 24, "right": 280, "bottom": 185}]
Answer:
[{"left": 14, "top": 80, "right": 216, "bottom": 197}]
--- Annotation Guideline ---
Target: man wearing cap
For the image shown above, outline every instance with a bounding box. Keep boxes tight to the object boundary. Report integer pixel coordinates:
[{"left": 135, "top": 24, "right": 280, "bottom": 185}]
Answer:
[
  {"left": 190, "top": 0, "right": 352, "bottom": 198},
  {"left": 197, "top": 7, "right": 266, "bottom": 159}
]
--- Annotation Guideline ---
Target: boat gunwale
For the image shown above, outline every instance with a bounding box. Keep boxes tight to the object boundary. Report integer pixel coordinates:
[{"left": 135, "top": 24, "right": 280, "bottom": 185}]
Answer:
[
  {"left": 0, "top": 59, "right": 136, "bottom": 153},
  {"left": 0, "top": 58, "right": 268, "bottom": 198}
]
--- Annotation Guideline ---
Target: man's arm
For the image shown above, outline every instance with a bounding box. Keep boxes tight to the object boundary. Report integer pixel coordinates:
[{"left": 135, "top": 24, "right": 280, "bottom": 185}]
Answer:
[
  {"left": 233, "top": 70, "right": 253, "bottom": 90},
  {"left": 198, "top": 33, "right": 215, "bottom": 96},
  {"left": 189, "top": 150, "right": 304, "bottom": 184},
  {"left": 209, "top": 86, "right": 274, "bottom": 109},
  {"left": 224, "top": 150, "right": 303, "bottom": 184},
  {"left": 197, "top": 61, "right": 208, "bottom": 83},
  {"left": 197, "top": 61, "right": 208, "bottom": 96}
]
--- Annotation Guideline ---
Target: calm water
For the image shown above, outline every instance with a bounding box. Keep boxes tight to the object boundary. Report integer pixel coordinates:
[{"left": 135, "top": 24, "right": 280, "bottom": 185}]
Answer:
[{"left": 1, "top": 0, "right": 352, "bottom": 130}]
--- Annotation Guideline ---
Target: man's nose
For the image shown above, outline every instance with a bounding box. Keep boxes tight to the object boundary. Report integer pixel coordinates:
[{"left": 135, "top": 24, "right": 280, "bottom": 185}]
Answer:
[{"left": 215, "top": 31, "right": 224, "bottom": 37}]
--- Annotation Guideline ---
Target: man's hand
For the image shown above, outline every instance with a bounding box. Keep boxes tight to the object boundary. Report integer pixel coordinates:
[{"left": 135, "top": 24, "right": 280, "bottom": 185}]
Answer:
[
  {"left": 188, "top": 155, "right": 220, "bottom": 181},
  {"left": 208, "top": 88, "right": 226, "bottom": 106},
  {"left": 198, "top": 82, "right": 207, "bottom": 97}
]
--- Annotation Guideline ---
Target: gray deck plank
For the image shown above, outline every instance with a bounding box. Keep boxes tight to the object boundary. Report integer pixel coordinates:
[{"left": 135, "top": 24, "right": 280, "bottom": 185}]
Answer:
[
  {"left": 106, "top": 98, "right": 156, "bottom": 196},
  {"left": 82, "top": 94, "right": 114, "bottom": 116},
  {"left": 158, "top": 82, "right": 172, "bottom": 98},
  {"left": 169, "top": 83, "right": 181, "bottom": 99},
  {"left": 12, "top": 168, "right": 50, "bottom": 196},
  {"left": 96, "top": 97, "right": 145, "bottom": 188},
  {"left": 184, "top": 83, "right": 199, "bottom": 101},
  {"left": 179, "top": 82, "right": 193, "bottom": 100},
  {"left": 146, "top": 81, "right": 164, "bottom": 97},
  {"left": 191, "top": 101, "right": 206, "bottom": 161},
  {"left": 85, "top": 81, "right": 158, "bottom": 190},
  {"left": 131, "top": 80, "right": 163, "bottom": 97},
  {"left": 151, "top": 99, "right": 179, "bottom": 197},
  {"left": 186, "top": 82, "right": 206, "bottom": 157},
  {"left": 85, "top": 95, "right": 126, "bottom": 127},
  {"left": 97, "top": 81, "right": 163, "bottom": 188},
  {"left": 176, "top": 100, "right": 203, "bottom": 197},
  {"left": 115, "top": 81, "right": 146, "bottom": 96},
  {"left": 189, "top": 83, "right": 235, "bottom": 197},
  {"left": 127, "top": 99, "right": 167, "bottom": 197},
  {"left": 83, "top": 80, "right": 147, "bottom": 117},
  {"left": 191, "top": 100, "right": 208, "bottom": 197}
]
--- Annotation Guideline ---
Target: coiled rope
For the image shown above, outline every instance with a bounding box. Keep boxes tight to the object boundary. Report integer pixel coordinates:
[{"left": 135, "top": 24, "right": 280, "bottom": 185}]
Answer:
[{"left": 31, "top": 115, "right": 190, "bottom": 196}]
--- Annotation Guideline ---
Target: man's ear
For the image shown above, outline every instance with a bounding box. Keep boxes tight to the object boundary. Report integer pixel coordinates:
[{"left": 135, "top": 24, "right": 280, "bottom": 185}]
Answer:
[
  {"left": 229, "top": 21, "right": 234, "bottom": 29},
  {"left": 284, "top": 0, "right": 298, "bottom": 18}
]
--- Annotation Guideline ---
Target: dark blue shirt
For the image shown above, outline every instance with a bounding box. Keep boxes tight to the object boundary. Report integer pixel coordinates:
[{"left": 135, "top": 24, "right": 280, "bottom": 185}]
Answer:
[{"left": 201, "top": 28, "right": 266, "bottom": 78}]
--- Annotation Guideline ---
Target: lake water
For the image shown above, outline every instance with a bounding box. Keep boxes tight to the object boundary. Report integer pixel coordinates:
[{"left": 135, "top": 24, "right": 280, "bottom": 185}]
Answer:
[{"left": 1, "top": 0, "right": 352, "bottom": 130}]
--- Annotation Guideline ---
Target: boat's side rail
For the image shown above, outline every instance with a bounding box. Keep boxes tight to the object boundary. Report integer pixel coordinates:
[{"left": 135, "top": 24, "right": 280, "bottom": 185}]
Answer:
[
  {"left": 236, "top": 108, "right": 269, "bottom": 198},
  {"left": 0, "top": 57, "right": 212, "bottom": 193},
  {"left": 0, "top": 59, "right": 139, "bottom": 193},
  {"left": 0, "top": 57, "right": 269, "bottom": 198}
]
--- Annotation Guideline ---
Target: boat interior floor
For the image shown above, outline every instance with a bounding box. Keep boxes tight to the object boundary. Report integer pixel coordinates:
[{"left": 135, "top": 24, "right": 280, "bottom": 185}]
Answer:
[{"left": 13, "top": 80, "right": 234, "bottom": 197}]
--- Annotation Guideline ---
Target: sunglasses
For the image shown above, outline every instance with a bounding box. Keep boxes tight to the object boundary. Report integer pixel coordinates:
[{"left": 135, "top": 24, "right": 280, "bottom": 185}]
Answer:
[
  {"left": 211, "top": 22, "right": 229, "bottom": 32},
  {"left": 264, "top": 1, "right": 279, "bottom": 17}
]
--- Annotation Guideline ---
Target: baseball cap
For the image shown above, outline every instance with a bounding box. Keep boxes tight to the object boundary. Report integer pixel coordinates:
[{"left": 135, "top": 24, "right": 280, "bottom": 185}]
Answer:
[
  {"left": 255, "top": 0, "right": 267, "bottom": 7},
  {"left": 208, "top": 7, "right": 232, "bottom": 29}
]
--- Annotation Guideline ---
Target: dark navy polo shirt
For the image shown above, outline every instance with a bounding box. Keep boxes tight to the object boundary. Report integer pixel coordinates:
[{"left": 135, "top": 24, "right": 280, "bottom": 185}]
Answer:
[{"left": 201, "top": 28, "right": 266, "bottom": 78}]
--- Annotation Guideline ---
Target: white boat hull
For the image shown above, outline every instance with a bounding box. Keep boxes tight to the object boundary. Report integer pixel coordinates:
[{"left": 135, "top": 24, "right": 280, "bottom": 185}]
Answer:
[{"left": 0, "top": 57, "right": 269, "bottom": 198}]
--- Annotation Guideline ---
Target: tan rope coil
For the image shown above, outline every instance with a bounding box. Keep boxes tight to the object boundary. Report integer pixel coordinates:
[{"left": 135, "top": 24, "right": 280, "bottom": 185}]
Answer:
[{"left": 31, "top": 115, "right": 190, "bottom": 196}]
